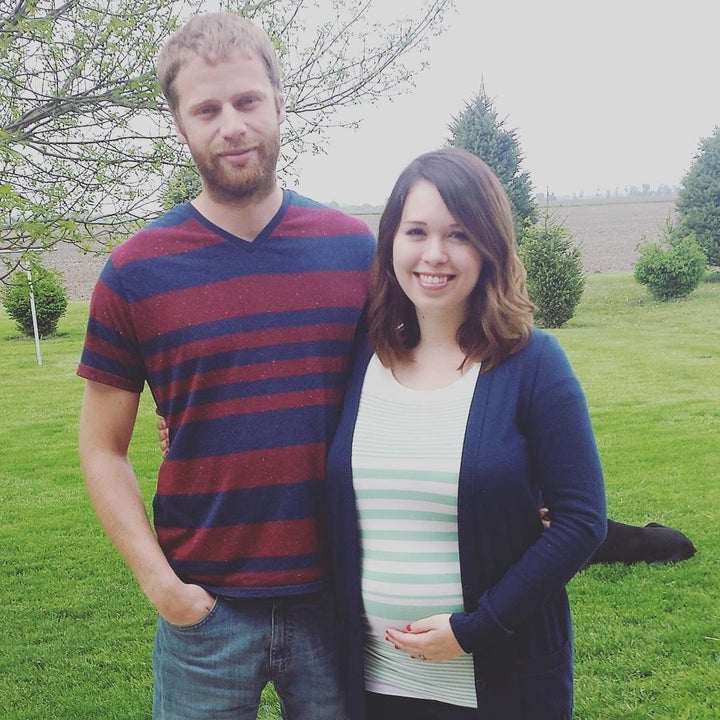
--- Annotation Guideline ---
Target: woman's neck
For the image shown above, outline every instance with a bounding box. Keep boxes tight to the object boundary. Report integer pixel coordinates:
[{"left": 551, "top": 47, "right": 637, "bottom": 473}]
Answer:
[{"left": 392, "top": 321, "right": 474, "bottom": 391}]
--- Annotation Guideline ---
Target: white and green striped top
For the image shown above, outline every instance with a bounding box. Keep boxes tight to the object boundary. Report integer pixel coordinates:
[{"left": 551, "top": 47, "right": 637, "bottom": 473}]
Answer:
[{"left": 352, "top": 354, "right": 480, "bottom": 708}]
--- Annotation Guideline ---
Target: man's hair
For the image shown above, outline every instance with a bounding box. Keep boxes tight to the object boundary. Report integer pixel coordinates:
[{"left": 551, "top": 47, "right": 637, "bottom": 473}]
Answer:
[
  {"left": 157, "top": 12, "right": 283, "bottom": 114},
  {"left": 368, "top": 147, "right": 534, "bottom": 374}
]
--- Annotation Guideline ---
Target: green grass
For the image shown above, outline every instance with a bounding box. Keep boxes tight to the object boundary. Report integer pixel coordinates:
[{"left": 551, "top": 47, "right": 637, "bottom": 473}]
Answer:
[
  {"left": 1, "top": 274, "right": 718, "bottom": 718},
  {"left": 558, "top": 275, "right": 719, "bottom": 718}
]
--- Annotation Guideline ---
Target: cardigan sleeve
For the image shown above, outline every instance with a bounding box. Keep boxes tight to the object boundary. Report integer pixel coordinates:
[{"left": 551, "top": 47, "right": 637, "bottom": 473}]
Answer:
[{"left": 450, "top": 333, "right": 607, "bottom": 651}]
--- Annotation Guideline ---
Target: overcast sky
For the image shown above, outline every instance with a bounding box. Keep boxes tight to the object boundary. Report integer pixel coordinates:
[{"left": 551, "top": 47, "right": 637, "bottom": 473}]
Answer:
[{"left": 291, "top": 0, "right": 720, "bottom": 206}]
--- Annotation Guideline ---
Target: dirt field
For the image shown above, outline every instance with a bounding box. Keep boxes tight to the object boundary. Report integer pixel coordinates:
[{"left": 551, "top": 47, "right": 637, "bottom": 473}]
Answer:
[
  {"left": 545, "top": 196, "right": 676, "bottom": 274},
  {"left": 361, "top": 196, "right": 677, "bottom": 275},
  {"left": 47, "top": 196, "right": 677, "bottom": 301}
]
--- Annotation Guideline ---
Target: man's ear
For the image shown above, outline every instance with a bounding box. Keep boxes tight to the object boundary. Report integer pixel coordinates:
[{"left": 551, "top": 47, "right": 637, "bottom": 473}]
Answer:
[
  {"left": 276, "top": 95, "right": 286, "bottom": 125},
  {"left": 173, "top": 115, "right": 188, "bottom": 146}
]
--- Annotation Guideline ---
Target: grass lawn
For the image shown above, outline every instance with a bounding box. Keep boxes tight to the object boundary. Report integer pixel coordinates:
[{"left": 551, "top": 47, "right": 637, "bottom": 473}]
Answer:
[{"left": 0, "top": 273, "right": 717, "bottom": 718}]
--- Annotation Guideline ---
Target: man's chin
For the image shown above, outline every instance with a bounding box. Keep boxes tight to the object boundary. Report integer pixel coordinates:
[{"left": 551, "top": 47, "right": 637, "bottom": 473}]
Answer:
[{"left": 203, "top": 175, "right": 276, "bottom": 204}]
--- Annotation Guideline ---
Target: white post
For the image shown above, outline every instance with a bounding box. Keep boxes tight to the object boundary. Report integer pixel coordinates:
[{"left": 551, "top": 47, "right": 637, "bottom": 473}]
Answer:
[{"left": 26, "top": 269, "right": 43, "bottom": 366}]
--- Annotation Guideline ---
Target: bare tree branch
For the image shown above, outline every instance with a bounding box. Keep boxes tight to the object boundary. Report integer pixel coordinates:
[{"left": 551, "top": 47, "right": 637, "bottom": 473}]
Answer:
[{"left": 1, "top": 0, "right": 454, "bottom": 265}]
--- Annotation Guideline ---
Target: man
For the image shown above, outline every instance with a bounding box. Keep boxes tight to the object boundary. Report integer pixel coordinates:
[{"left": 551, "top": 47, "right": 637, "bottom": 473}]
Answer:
[{"left": 78, "top": 12, "right": 375, "bottom": 719}]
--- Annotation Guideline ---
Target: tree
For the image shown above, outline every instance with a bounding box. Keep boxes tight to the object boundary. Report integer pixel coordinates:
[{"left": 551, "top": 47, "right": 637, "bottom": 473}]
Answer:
[
  {"left": 676, "top": 126, "right": 720, "bottom": 266},
  {"left": 1, "top": 259, "right": 68, "bottom": 336},
  {"left": 634, "top": 221, "right": 706, "bottom": 301},
  {"left": 447, "top": 83, "right": 537, "bottom": 237},
  {"left": 518, "top": 218, "right": 585, "bottom": 328},
  {"left": 1, "top": 0, "right": 453, "bottom": 278},
  {"left": 162, "top": 165, "right": 202, "bottom": 210}
]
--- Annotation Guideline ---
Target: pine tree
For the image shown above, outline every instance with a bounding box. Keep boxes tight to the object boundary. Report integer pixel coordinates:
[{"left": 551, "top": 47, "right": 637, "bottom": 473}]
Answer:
[
  {"left": 676, "top": 126, "right": 720, "bottom": 266},
  {"left": 447, "top": 84, "right": 537, "bottom": 238}
]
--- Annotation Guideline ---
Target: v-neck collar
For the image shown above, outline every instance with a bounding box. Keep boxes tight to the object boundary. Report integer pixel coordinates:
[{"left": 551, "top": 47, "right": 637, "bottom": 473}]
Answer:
[{"left": 186, "top": 189, "right": 291, "bottom": 251}]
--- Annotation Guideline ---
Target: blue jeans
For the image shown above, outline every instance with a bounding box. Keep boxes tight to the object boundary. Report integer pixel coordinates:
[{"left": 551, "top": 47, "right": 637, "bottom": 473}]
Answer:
[{"left": 153, "top": 591, "right": 346, "bottom": 719}]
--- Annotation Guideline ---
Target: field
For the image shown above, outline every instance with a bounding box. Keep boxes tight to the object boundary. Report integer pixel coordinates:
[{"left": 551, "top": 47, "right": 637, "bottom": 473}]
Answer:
[
  {"left": 47, "top": 196, "right": 678, "bottom": 300},
  {"left": 2, "top": 275, "right": 718, "bottom": 718},
  {"left": 3, "top": 196, "right": 718, "bottom": 718},
  {"left": 361, "top": 195, "right": 677, "bottom": 273},
  {"left": 545, "top": 195, "right": 677, "bottom": 272}
]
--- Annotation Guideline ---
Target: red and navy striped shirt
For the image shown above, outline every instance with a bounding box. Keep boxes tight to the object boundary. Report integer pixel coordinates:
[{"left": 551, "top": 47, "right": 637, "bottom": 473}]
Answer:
[{"left": 78, "top": 190, "right": 375, "bottom": 597}]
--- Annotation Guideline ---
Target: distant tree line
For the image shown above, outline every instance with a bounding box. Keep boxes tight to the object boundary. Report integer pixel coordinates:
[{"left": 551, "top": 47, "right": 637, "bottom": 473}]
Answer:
[{"left": 536, "top": 185, "right": 680, "bottom": 204}]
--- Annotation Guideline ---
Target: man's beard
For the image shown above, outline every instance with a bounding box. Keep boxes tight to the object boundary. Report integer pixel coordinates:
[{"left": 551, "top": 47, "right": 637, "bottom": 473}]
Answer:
[{"left": 191, "top": 133, "right": 280, "bottom": 204}]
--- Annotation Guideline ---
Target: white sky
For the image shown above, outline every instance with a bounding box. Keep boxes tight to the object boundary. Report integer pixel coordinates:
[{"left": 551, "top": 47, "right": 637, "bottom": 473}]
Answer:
[{"left": 292, "top": 0, "right": 720, "bottom": 205}]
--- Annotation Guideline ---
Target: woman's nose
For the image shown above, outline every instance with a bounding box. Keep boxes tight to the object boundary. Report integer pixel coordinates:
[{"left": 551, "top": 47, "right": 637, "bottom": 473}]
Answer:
[{"left": 421, "top": 236, "right": 448, "bottom": 264}]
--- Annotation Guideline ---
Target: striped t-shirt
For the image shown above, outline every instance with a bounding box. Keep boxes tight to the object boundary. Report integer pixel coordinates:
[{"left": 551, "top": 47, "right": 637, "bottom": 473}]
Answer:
[
  {"left": 78, "top": 191, "right": 375, "bottom": 597},
  {"left": 352, "top": 354, "right": 480, "bottom": 708}
]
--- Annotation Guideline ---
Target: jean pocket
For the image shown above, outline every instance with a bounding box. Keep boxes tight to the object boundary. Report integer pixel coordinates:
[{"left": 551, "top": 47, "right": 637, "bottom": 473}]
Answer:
[{"left": 163, "top": 596, "right": 220, "bottom": 631}]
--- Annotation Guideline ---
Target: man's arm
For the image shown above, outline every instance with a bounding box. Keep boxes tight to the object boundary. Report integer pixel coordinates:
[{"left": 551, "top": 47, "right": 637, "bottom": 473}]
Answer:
[{"left": 79, "top": 380, "right": 213, "bottom": 625}]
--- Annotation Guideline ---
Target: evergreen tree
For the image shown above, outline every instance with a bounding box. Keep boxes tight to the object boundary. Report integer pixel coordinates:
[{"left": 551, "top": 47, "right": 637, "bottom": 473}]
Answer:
[
  {"left": 519, "top": 218, "right": 585, "bottom": 328},
  {"left": 676, "top": 126, "right": 720, "bottom": 266},
  {"left": 447, "top": 84, "right": 538, "bottom": 237}
]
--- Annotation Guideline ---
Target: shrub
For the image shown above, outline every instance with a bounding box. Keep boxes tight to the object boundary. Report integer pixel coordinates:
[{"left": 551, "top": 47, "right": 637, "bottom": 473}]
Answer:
[
  {"left": 519, "top": 220, "right": 585, "bottom": 328},
  {"left": 634, "top": 222, "right": 707, "bottom": 301},
  {"left": 162, "top": 165, "right": 202, "bottom": 210},
  {"left": 1, "top": 261, "right": 68, "bottom": 337}
]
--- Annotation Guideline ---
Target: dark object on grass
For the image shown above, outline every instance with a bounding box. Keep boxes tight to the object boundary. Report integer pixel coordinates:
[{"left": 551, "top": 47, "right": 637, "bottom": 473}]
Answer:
[{"left": 587, "top": 519, "right": 696, "bottom": 566}]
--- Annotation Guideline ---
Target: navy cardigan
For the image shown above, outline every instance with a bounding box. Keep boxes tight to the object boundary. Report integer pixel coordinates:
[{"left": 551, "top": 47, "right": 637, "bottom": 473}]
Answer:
[{"left": 325, "top": 329, "right": 607, "bottom": 719}]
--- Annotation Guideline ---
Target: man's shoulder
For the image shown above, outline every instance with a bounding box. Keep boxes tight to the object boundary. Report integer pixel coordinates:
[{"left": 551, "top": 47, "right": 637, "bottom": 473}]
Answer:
[
  {"left": 283, "top": 190, "right": 375, "bottom": 239},
  {"left": 108, "top": 204, "right": 205, "bottom": 269}
]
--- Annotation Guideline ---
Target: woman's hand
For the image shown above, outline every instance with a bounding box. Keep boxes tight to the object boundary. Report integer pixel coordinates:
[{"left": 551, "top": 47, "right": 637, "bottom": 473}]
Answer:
[
  {"left": 157, "top": 415, "right": 169, "bottom": 458},
  {"left": 385, "top": 613, "right": 465, "bottom": 662}
]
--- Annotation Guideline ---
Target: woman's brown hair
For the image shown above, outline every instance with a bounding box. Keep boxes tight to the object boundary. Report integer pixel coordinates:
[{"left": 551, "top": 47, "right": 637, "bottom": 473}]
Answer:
[{"left": 368, "top": 147, "right": 534, "bottom": 373}]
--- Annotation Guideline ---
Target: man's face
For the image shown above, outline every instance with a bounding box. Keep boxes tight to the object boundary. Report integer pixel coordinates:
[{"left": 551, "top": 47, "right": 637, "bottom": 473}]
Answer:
[{"left": 172, "top": 49, "right": 285, "bottom": 203}]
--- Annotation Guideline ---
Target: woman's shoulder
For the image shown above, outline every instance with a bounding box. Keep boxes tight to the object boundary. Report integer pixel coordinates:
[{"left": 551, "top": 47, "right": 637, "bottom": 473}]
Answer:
[
  {"left": 489, "top": 329, "right": 576, "bottom": 394},
  {"left": 510, "top": 328, "right": 566, "bottom": 366}
]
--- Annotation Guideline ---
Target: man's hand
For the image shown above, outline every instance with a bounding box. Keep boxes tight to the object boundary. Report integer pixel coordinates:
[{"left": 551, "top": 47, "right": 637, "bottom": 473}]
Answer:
[
  {"left": 539, "top": 506, "right": 551, "bottom": 529},
  {"left": 155, "top": 579, "right": 216, "bottom": 627},
  {"left": 157, "top": 415, "right": 170, "bottom": 458}
]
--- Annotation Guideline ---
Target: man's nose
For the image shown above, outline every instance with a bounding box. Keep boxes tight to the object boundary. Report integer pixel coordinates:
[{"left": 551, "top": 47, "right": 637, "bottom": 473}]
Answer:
[{"left": 219, "top": 107, "right": 248, "bottom": 139}]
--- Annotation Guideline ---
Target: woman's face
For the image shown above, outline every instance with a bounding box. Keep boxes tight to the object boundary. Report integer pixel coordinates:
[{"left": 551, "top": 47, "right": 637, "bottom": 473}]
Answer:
[{"left": 392, "top": 179, "right": 482, "bottom": 326}]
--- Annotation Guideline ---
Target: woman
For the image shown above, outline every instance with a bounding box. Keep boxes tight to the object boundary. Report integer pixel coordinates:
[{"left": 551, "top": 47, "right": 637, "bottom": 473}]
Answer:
[{"left": 325, "top": 147, "right": 607, "bottom": 719}]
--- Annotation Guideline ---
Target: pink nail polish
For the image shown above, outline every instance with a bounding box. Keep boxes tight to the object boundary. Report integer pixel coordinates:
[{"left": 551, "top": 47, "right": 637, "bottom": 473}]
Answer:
[{"left": 406, "top": 624, "right": 412, "bottom": 632}]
